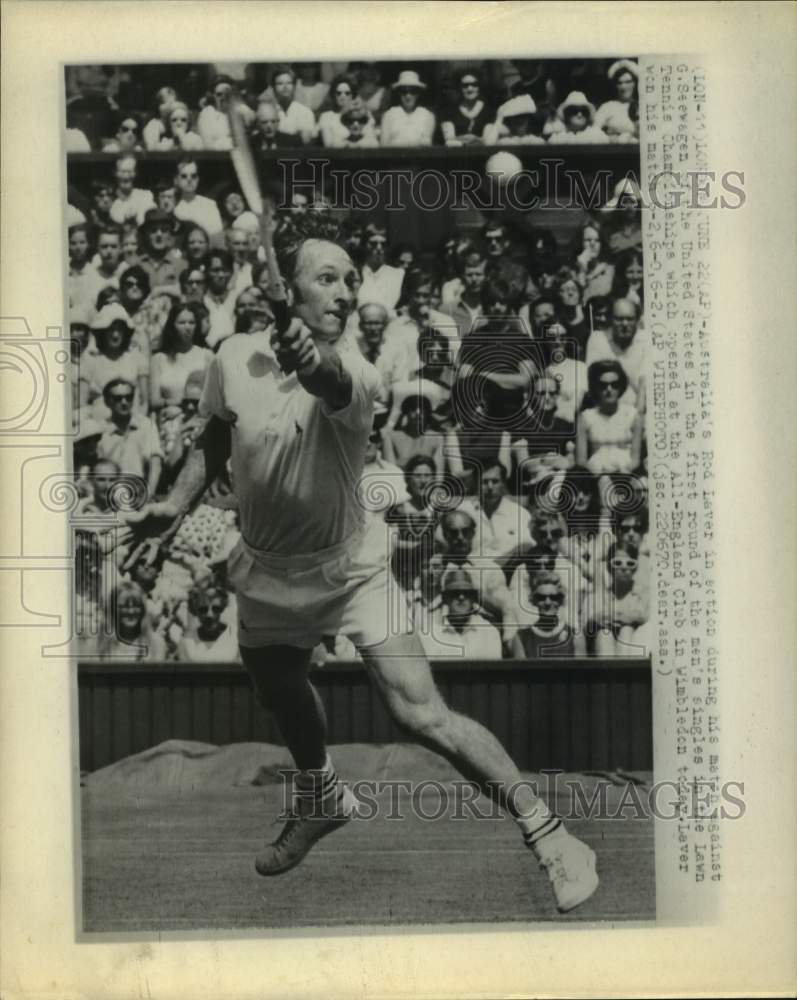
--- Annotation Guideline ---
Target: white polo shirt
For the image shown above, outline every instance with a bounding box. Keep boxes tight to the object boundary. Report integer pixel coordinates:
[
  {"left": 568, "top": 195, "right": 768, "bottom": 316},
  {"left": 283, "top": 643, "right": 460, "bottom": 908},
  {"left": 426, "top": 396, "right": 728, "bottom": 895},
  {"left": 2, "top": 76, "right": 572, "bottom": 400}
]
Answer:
[
  {"left": 175, "top": 195, "right": 224, "bottom": 238},
  {"left": 201, "top": 331, "right": 382, "bottom": 555}
]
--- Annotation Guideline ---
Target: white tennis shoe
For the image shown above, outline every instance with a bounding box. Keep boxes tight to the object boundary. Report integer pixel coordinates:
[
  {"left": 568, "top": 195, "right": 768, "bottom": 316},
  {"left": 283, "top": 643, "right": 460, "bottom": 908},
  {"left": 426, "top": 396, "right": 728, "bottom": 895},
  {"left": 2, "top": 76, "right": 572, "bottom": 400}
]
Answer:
[{"left": 533, "top": 828, "right": 599, "bottom": 913}]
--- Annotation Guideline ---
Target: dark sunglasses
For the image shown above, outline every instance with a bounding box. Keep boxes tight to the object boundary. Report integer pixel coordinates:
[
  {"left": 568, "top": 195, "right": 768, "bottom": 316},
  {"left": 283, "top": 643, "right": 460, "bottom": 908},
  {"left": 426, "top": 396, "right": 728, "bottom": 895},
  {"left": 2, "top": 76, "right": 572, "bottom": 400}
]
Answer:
[
  {"left": 610, "top": 558, "right": 638, "bottom": 570},
  {"left": 444, "top": 589, "right": 475, "bottom": 600},
  {"left": 599, "top": 379, "right": 620, "bottom": 390},
  {"left": 533, "top": 591, "right": 564, "bottom": 605},
  {"left": 109, "top": 392, "right": 134, "bottom": 402}
]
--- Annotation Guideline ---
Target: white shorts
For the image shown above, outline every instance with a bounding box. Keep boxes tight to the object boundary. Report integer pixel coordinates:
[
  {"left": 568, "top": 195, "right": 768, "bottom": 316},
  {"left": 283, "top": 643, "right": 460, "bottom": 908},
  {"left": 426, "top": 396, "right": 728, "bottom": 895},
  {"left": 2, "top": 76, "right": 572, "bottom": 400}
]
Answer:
[{"left": 227, "top": 529, "right": 413, "bottom": 650}]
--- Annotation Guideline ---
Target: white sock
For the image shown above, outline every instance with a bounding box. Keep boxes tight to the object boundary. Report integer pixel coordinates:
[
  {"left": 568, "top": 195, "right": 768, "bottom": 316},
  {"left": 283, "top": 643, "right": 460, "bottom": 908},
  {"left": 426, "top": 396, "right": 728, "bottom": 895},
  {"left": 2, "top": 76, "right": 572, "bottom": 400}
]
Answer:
[
  {"left": 295, "top": 754, "right": 339, "bottom": 802},
  {"left": 516, "top": 811, "right": 563, "bottom": 848}
]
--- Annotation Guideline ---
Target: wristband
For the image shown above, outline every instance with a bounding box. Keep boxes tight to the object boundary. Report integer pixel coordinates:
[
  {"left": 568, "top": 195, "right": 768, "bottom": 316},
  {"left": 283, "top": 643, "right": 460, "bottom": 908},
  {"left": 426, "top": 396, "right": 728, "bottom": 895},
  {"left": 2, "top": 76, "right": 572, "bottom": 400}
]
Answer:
[{"left": 297, "top": 344, "right": 322, "bottom": 376}]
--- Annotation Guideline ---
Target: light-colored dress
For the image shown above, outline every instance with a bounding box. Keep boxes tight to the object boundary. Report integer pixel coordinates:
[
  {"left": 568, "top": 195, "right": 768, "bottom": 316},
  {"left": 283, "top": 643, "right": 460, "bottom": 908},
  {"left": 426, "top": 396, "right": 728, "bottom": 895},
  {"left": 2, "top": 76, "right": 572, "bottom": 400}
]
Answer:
[{"left": 581, "top": 402, "right": 637, "bottom": 473}]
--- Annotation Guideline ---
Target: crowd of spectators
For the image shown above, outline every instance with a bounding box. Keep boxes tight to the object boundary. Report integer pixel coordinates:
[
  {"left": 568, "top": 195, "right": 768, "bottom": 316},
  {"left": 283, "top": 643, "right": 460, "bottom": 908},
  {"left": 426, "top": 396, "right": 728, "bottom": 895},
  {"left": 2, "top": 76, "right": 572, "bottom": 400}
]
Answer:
[
  {"left": 65, "top": 58, "right": 639, "bottom": 152},
  {"left": 68, "top": 60, "right": 649, "bottom": 665}
]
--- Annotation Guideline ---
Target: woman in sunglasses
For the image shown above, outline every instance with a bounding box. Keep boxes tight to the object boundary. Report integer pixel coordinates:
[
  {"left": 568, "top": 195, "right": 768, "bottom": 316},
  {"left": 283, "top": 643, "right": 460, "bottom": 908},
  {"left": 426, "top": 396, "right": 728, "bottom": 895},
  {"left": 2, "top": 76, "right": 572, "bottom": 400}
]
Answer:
[
  {"left": 178, "top": 580, "right": 239, "bottom": 663},
  {"left": 440, "top": 69, "right": 494, "bottom": 147},
  {"left": 101, "top": 112, "right": 144, "bottom": 153},
  {"left": 583, "top": 541, "right": 649, "bottom": 656},
  {"left": 577, "top": 359, "right": 642, "bottom": 475},
  {"left": 518, "top": 571, "right": 585, "bottom": 659},
  {"left": 317, "top": 74, "right": 376, "bottom": 149}
]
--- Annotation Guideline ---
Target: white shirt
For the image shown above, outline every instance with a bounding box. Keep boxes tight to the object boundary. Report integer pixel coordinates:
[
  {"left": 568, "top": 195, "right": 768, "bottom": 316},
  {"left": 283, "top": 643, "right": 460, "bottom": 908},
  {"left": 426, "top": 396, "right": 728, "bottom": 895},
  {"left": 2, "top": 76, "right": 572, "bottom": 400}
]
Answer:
[
  {"left": 201, "top": 331, "right": 382, "bottom": 554},
  {"left": 203, "top": 291, "right": 236, "bottom": 349},
  {"left": 110, "top": 188, "right": 156, "bottom": 226},
  {"left": 175, "top": 194, "right": 224, "bottom": 238},
  {"left": 585, "top": 328, "right": 648, "bottom": 408},
  {"left": 277, "top": 100, "right": 316, "bottom": 142},
  {"left": 420, "top": 610, "right": 503, "bottom": 660},
  {"left": 380, "top": 106, "right": 436, "bottom": 147},
  {"left": 459, "top": 496, "right": 534, "bottom": 562},
  {"left": 358, "top": 264, "right": 405, "bottom": 313}
]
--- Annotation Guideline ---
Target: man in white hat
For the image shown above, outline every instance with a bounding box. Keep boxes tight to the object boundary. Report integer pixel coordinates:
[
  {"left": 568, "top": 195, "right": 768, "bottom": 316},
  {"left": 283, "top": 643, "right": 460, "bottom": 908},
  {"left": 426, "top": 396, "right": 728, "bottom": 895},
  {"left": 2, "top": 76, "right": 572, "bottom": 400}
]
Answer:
[{"left": 380, "top": 70, "right": 436, "bottom": 147}]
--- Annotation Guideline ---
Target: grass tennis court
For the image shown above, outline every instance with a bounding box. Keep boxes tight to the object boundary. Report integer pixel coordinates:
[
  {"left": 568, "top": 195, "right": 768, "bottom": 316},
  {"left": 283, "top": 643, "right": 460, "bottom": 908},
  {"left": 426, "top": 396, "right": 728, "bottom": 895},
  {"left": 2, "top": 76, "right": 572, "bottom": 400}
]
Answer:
[{"left": 80, "top": 741, "right": 655, "bottom": 932}]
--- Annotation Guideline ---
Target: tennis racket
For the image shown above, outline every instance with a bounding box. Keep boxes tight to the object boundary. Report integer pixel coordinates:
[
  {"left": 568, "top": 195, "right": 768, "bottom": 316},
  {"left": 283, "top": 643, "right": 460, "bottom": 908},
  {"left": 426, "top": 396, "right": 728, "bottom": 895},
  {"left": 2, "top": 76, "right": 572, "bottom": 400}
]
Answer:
[{"left": 227, "top": 92, "right": 290, "bottom": 334}]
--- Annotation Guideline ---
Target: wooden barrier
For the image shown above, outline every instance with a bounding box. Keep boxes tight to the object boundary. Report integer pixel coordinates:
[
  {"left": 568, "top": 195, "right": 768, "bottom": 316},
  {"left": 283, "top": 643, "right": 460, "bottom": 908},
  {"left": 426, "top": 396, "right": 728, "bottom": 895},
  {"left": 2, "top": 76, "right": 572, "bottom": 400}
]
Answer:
[{"left": 78, "top": 658, "right": 652, "bottom": 774}]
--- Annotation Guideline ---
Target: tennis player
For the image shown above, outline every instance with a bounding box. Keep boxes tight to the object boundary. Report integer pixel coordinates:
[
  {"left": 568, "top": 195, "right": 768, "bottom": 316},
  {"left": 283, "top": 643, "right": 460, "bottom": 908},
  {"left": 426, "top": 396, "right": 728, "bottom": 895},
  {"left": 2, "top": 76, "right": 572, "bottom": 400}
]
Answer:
[{"left": 124, "top": 213, "right": 598, "bottom": 913}]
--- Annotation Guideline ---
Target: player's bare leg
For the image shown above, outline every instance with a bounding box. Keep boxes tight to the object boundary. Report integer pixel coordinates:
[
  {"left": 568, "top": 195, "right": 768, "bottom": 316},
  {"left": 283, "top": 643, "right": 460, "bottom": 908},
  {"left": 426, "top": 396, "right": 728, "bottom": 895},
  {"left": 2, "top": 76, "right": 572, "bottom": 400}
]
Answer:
[
  {"left": 241, "top": 645, "right": 357, "bottom": 876},
  {"left": 359, "top": 632, "right": 599, "bottom": 912}
]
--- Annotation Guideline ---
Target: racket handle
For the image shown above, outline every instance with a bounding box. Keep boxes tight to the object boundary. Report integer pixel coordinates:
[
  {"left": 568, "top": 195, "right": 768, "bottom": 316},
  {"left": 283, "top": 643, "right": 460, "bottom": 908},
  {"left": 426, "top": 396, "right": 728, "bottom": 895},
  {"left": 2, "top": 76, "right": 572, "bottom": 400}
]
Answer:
[{"left": 271, "top": 298, "right": 290, "bottom": 335}]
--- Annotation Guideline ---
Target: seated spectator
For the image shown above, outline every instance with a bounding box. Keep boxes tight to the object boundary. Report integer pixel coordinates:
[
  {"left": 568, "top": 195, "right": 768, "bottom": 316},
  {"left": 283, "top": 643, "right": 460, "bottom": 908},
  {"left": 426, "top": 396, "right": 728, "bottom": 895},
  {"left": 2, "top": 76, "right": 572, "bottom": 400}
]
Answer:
[
  {"left": 599, "top": 179, "right": 643, "bottom": 258},
  {"left": 80, "top": 304, "right": 148, "bottom": 415},
  {"left": 118, "top": 263, "right": 172, "bottom": 356},
  {"left": 137, "top": 208, "right": 186, "bottom": 298},
  {"left": 198, "top": 74, "right": 250, "bottom": 151},
  {"left": 609, "top": 247, "right": 644, "bottom": 312},
  {"left": 150, "top": 302, "right": 212, "bottom": 411},
  {"left": 318, "top": 74, "right": 377, "bottom": 148},
  {"left": 386, "top": 455, "right": 439, "bottom": 593},
  {"left": 96, "top": 376, "right": 162, "bottom": 498},
  {"left": 294, "top": 62, "right": 330, "bottom": 115},
  {"left": 354, "top": 302, "right": 394, "bottom": 388},
  {"left": 585, "top": 297, "right": 647, "bottom": 410},
  {"left": 101, "top": 113, "right": 143, "bottom": 153},
  {"left": 178, "top": 581, "right": 240, "bottom": 662},
  {"left": 203, "top": 248, "right": 237, "bottom": 348},
  {"left": 430, "top": 509, "right": 530, "bottom": 645},
  {"left": 554, "top": 91, "right": 607, "bottom": 144},
  {"left": 253, "top": 100, "right": 295, "bottom": 152},
  {"left": 510, "top": 510, "right": 586, "bottom": 630},
  {"left": 518, "top": 570, "right": 586, "bottom": 658},
  {"left": 445, "top": 378, "right": 512, "bottom": 496},
  {"left": 99, "top": 581, "right": 166, "bottom": 661},
  {"left": 391, "top": 243, "right": 416, "bottom": 272},
  {"left": 572, "top": 221, "right": 615, "bottom": 302},
  {"left": 142, "top": 86, "right": 178, "bottom": 150},
  {"left": 437, "top": 234, "right": 475, "bottom": 305},
  {"left": 554, "top": 268, "right": 590, "bottom": 359},
  {"left": 358, "top": 224, "right": 405, "bottom": 313},
  {"left": 540, "top": 320, "right": 588, "bottom": 423},
  {"left": 512, "top": 373, "right": 575, "bottom": 489},
  {"left": 461, "top": 460, "right": 534, "bottom": 567},
  {"left": 594, "top": 60, "right": 639, "bottom": 141},
  {"left": 87, "top": 180, "right": 115, "bottom": 229},
  {"left": 182, "top": 224, "right": 211, "bottom": 271},
  {"left": 173, "top": 157, "right": 224, "bottom": 239},
  {"left": 225, "top": 222, "right": 256, "bottom": 296},
  {"left": 120, "top": 225, "right": 140, "bottom": 268},
  {"left": 381, "top": 394, "right": 444, "bottom": 472},
  {"left": 608, "top": 507, "right": 651, "bottom": 590},
  {"left": 110, "top": 155, "right": 155, "bottom": 226},
  {"left": 440, "top": 69, "right": 494, "bottom": 147},
  {"left": 152, "top": 101, "right": 204, "bottom": 151},
  {"left": 582, "top": 541, "right": 649, "bottom": 656},
  {"left": 269, "top": 66, "right": 315, "bottom": 145},
  {"left": 338, "top": 103, "right": 380, "bottom": 148},
  {"left": 91, "top": 224, "right": 126, "bottom": 289},
  {"left": 380, "top": 70, "right": 436, "bottom": 147},
  {"left": 349, "top": 61, "right": 390, "bottom": 123},
  {"left": 180, "top": 265, "right": 207, "bottom": 304},
  {"left": 482, "top": 221, "right": 513, "bottom": 262},
  {"left": 438, "top": 248, "right": 485, "bottom": 339},
  {"left": 68, "top": 223, "right": 106, "bottom": 319},
  {"left": 421, "top": 567, "right": 504, "bottom": 660},
  {"left": 484, "top": 94, "right": 545, "bottom": 145},
  {"left": 577, "top": 360, "right": 642, "bottom": 475}
]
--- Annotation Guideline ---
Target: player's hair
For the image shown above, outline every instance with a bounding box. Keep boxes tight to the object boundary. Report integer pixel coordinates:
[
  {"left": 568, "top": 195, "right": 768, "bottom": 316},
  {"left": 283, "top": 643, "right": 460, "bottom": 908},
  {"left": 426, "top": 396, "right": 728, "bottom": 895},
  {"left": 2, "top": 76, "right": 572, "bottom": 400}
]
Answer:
[{"left": 272, "top": 213, "right": 348, "bottom": 284}]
